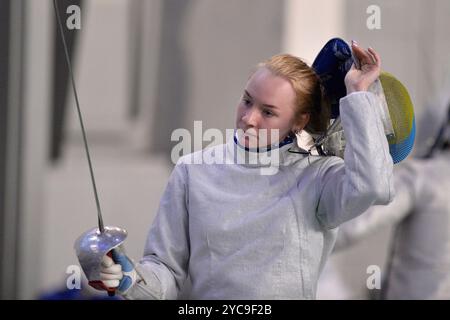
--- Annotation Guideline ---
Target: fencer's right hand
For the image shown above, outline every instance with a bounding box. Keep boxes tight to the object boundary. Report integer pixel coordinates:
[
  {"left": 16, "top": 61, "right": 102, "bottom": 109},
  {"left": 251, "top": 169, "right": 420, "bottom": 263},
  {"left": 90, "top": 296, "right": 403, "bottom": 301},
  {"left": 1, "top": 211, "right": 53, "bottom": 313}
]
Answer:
[
  {"left": 99, "top": 249, "right": 138, "bottom": 295},
  {"left": 100, "top": 254, "right": 123, "bottom": 289}
]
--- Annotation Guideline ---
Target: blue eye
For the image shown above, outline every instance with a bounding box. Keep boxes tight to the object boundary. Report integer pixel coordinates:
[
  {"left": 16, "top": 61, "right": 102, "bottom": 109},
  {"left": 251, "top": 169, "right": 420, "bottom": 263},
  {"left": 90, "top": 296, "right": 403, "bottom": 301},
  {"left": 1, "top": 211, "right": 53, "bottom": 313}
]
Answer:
[
  {"left": 243, "top": 98, "right": 252, "bottom": 106},
  {"left": 262, "top": 109, "right": 274, "bottom": 117}
]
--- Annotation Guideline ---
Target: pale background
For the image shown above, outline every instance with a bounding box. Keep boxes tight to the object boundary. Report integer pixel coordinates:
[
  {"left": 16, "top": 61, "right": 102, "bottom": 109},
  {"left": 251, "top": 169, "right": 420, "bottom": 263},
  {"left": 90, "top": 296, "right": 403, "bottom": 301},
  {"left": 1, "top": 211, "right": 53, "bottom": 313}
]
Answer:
[{"left": 1, "top": 0, "right": 449, "bottom": 299}]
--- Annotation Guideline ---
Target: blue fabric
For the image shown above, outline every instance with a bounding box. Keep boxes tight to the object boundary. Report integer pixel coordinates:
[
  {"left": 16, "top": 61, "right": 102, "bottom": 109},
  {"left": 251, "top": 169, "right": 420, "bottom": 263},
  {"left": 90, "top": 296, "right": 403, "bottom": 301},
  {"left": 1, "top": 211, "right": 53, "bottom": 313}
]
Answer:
[
  {"left": 312, "top": 38, "right": 353, "bottom": 119},
  {"left": 38, "top": 288, "right": 119, "bottom": 300},
  {"left": 390, "top": 116, "right": 416, "bottom": 164},
  {"left": 112, "top": 248, "right": 134, "bottom": 292}
]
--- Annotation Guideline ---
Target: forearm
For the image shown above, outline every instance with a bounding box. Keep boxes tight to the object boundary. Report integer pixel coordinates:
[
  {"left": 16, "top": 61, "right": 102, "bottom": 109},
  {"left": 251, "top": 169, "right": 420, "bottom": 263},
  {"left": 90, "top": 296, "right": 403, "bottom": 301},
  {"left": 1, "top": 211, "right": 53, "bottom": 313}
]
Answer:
[
  {"left": 340, "top": 91, "right": 394, "bottom": 206},
  {"left": 317, "top": 91, "right": 395, "bottom": 228}
]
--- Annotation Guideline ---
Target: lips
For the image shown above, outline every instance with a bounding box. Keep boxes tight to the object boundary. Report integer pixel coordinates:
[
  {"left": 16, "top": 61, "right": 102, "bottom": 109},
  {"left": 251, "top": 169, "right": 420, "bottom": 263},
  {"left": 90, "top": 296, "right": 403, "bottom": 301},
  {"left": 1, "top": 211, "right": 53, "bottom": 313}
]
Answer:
[{"left": 243, "top": 128, "right": 258, "bottom": 138}]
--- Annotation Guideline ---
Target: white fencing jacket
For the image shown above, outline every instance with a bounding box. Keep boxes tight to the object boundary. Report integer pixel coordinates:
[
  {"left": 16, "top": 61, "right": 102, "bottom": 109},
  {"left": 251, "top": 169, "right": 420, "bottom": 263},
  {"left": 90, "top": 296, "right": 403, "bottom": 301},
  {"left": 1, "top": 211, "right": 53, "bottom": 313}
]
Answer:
[
  {"left": 334, "top": 151, "right": 450, "bottom": 299},
  {"left": 124, "top": 91, "right": 394, "bottom": 299}
]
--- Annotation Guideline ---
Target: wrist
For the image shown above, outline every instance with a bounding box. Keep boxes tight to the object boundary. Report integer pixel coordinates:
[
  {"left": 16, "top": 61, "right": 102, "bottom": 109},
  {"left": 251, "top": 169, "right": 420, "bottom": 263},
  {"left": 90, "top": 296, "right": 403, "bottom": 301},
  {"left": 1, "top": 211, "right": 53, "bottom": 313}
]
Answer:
[
  {"left": 117, "top": 268, "right": 138, "bottom": 295},
  {"left": 346, "top": 84, "right": 368, "bottom": 94}
]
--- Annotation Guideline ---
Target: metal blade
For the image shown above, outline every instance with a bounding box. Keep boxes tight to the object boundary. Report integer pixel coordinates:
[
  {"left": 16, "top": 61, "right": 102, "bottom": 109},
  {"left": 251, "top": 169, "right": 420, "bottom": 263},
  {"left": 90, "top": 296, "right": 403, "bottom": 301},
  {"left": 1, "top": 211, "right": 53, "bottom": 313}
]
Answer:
[{"left": 53, "top": 0, "right": 105, "bottom": 233}]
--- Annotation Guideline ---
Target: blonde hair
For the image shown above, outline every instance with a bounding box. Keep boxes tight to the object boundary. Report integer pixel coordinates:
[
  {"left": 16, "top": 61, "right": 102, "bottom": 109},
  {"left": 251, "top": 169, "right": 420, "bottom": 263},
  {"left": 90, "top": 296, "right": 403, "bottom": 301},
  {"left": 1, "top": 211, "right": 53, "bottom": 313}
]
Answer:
[{"left": 256, "top": 54, "right": 330, "bottom": 134}]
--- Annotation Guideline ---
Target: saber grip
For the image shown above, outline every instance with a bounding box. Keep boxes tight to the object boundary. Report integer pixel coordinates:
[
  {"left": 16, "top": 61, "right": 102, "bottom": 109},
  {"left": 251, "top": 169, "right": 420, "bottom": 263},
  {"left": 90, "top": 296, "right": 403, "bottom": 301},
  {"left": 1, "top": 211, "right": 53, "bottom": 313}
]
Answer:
[
  {"left": 106, "top": 251, "right": 116, "bottom": 296},
  {"left": 88, "top": 251, "right": 118, "bottom": 296}
]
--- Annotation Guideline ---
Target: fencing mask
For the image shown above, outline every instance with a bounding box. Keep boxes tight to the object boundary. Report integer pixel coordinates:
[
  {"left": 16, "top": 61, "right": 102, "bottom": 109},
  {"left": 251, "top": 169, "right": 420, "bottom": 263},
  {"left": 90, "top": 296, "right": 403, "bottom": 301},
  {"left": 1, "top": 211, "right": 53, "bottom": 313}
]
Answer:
[{"left": 310, "top": 38, "right": 415, "bottom": 164}]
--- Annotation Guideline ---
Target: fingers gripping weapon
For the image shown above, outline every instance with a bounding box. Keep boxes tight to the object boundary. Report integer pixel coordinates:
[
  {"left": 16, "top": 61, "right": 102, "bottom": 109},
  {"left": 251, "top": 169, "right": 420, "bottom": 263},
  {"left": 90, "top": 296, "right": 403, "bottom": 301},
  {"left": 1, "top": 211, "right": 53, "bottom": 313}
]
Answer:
[
  {"left": 74, "top": 227, "right": 127, "bottom": 295},
  {"left": 52, "top": 0, "right": 144, "bottom": 295}
]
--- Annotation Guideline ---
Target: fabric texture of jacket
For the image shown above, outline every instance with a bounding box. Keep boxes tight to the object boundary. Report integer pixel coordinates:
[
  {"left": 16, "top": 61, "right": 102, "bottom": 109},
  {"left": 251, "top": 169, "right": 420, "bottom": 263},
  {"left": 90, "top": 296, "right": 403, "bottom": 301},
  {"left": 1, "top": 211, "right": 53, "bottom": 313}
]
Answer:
[{"left": 124, "top": 91, "right": 394, "bottom": 300}]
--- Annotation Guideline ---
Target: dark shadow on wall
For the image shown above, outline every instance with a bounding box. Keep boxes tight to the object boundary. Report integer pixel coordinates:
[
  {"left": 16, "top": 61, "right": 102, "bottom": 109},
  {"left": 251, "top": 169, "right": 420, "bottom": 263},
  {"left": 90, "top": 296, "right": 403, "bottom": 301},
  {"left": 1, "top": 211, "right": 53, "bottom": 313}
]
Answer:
[
  {"left": 50, "top": 0, "right": 83, "bottom": 162},
  {"left": 150, "top": 0, "right": 192, "bottom": 158},
  {"left": 0, "top": 0, "right": 25, "bottom": 299},
  {"left": 0, "top": 0, "right": 11, "bottom": 299},
  {"left": 128, "top": 0, "right": 145, "bottom": 120}
]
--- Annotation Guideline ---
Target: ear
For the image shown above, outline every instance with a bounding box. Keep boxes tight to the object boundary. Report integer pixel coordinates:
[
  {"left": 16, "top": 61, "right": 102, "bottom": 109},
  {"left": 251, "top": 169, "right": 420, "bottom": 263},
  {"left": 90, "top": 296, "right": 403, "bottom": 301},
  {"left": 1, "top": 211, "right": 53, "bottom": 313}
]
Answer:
[{"left": 293, "top": 113, "right": 311, "bottom": 132}]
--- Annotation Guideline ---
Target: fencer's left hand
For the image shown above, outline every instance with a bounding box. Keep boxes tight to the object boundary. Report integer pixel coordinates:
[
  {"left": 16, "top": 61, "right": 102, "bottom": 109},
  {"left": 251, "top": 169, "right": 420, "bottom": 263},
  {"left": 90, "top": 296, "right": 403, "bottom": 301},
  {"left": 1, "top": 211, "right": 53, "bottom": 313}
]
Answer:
[{"left": 344, "top": 41, "right": 381, "bottom": 94}]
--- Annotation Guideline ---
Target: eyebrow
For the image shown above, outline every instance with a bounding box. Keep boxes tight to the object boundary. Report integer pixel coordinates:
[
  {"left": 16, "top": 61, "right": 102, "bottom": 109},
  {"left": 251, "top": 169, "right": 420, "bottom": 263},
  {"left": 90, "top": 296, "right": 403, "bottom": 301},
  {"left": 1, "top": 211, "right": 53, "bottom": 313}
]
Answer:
[{"left": 244, "top": 90, "right": 278, "bottom": 110}]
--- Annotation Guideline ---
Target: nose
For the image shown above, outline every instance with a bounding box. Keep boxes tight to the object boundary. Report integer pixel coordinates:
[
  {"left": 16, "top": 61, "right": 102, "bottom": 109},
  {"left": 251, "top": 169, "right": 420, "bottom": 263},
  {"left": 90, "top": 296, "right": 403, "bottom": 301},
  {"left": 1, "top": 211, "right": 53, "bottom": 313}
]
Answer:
[{"left": 242, "top": 107, "right": 260, "bottom": 128}]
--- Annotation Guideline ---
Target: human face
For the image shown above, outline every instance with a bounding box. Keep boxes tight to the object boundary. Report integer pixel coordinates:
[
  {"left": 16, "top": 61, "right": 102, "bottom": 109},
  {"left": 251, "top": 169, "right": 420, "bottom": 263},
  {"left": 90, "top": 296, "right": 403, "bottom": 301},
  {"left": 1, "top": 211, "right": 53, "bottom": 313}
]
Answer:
[{"left": 235, "top": 67, "right": 307, "bottom": 148}]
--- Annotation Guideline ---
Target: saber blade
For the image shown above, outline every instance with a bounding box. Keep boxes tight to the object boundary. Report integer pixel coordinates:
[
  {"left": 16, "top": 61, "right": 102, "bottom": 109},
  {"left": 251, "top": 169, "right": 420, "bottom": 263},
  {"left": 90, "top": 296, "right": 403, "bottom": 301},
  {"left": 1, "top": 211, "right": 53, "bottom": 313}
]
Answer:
[{"left": 53, "top": 0, "right": 105, "bottom": 233}]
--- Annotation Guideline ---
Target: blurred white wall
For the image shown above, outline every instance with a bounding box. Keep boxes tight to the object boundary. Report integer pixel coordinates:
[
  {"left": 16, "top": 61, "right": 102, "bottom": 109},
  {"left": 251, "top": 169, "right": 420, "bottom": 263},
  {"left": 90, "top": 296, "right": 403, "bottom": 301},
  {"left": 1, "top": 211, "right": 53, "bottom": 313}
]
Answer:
[
  {"left": 15, "top": 0, "right": 52, "bottom": 299},
  {"left": 15, "top": 0, "right": 450, "bottom": 299},
  {"left": 39, "top": 0, "right": 172, "bottom": 297},
  {"left": 283, "top": 0, "right": 345, "bottom": 64},
  {"left": 37, "top": 0, "right": 285, "bottom": 298}
]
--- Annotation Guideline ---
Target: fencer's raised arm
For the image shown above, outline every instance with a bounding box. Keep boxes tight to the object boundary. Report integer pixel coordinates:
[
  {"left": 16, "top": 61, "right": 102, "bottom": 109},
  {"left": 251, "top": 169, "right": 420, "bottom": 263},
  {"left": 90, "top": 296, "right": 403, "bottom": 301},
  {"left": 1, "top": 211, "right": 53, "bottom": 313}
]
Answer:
[
  {"left": 315, "top": 92, "right": 395, "bottom": 228},
  {"left": 316, "top": 43, "right": 394, "bottom": 228}
]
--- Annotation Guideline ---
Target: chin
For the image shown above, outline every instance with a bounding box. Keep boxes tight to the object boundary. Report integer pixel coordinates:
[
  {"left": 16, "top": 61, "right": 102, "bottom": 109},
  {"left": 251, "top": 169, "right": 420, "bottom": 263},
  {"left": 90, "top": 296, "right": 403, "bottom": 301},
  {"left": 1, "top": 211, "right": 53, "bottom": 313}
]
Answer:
[{"left": 244, "top": 136, "right": 259, "bottom": 148}]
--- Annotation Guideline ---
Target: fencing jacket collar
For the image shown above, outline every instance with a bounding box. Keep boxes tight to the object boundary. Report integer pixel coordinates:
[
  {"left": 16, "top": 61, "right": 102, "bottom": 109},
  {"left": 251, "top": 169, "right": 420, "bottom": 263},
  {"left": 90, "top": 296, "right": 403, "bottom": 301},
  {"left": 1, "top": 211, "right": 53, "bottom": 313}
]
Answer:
[{"left": 229, "top": 129, "right": 309, "bottom": 168}]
